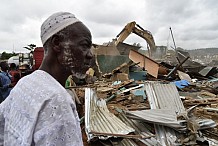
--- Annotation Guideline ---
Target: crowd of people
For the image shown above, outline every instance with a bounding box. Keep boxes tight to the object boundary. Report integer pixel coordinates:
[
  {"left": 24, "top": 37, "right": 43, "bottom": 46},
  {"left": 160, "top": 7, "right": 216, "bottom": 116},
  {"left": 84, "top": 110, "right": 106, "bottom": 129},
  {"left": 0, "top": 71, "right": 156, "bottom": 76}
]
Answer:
[{"left": 0, "top": 62, "right": 21, "bottom": 102}]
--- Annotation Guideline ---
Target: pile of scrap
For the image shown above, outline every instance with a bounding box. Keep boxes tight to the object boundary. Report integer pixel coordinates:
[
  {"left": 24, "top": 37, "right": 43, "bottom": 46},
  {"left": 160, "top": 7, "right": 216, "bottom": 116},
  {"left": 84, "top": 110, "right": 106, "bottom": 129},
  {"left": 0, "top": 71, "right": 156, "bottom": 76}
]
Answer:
[
  {"left": 71, "top": 46, "right": 218, "bottom": 146},
  {"left": 80, "top": 82, "right": 217, "bottom": 145}
]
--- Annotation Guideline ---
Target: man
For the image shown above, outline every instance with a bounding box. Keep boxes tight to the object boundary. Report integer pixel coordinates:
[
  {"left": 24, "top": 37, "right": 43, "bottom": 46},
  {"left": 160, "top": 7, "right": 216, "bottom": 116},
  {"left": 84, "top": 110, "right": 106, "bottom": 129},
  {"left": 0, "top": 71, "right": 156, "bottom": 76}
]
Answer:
[
  {"left": 0, "top": 62, "right": 12, "bottom": 101},
  {"left": 9, "top": 63, "right": 21, "bottom": 87},
  {"left": 0, "top": 12, "right": 93, "bottom": 145}
]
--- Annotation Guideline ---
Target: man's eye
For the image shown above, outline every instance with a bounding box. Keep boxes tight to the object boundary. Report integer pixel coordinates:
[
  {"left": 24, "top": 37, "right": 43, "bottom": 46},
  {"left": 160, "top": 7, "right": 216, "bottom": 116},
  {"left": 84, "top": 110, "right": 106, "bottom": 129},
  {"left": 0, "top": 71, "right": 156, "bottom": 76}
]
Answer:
[{"left": 82, "top": 44, "right": 90, "bottom": 48}]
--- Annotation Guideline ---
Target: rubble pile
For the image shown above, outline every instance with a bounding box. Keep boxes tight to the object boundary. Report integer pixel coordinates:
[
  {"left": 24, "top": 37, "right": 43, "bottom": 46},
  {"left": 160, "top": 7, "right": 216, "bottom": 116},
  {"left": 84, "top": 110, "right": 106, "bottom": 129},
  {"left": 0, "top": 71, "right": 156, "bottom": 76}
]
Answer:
[{"left": 71, "top": 48, "right": 218, "bottom": 146}]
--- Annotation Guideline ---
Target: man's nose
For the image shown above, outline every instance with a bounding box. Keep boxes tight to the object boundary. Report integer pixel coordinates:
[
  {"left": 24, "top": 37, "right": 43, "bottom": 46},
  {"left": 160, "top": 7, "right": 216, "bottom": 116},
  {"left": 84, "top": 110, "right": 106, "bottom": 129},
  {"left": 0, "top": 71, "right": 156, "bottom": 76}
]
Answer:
[{"left": 86, "top": 50, "right": 93, "bottom": 59}]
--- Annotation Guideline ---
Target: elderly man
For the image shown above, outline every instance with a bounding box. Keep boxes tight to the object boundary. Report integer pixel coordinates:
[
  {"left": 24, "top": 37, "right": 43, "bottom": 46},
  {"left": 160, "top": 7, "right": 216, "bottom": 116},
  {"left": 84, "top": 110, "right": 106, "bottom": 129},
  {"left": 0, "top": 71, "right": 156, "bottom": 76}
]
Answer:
[{"left": 0, "top": 12, "right": 93, "bottom": 145}]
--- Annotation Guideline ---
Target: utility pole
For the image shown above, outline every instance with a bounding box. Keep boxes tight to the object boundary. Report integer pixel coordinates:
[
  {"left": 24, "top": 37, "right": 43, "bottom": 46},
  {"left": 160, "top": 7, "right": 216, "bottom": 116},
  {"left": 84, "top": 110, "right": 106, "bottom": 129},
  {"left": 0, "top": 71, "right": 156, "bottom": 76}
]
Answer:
[
  {"left": 169, "top": 27, "right": 187, "bottom": 59},
  {"left": 169, "top": 27, "right": 177, "bottom": 50},
  {"left": 13, "top": 44, "right": 14, "bottom": 52}
]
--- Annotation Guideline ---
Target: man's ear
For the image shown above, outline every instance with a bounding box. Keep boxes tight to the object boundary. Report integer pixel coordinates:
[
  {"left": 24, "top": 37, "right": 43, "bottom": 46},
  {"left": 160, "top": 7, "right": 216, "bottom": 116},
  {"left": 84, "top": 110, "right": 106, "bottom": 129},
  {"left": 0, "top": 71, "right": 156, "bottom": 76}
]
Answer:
[{"left": 51, "top": 35, "right": 62, "bottom": 53}]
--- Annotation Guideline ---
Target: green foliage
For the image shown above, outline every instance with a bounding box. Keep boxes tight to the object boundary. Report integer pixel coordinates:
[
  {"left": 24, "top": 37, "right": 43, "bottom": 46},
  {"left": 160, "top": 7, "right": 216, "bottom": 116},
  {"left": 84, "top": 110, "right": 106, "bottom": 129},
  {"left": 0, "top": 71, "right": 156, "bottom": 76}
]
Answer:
[
  {"left": 23, "top": 44, "right": 36, "bottom": 54},
  {"left": 1, "top": 51, "right": 18, "bottom": 60}
]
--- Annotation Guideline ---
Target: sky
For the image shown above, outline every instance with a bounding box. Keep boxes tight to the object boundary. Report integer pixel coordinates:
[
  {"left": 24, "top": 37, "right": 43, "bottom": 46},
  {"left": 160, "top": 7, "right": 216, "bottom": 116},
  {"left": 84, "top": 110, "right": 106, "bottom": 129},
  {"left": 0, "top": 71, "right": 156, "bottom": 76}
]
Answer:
[{"left": 0, "top": 0, "right": 218, "bottom": 53}]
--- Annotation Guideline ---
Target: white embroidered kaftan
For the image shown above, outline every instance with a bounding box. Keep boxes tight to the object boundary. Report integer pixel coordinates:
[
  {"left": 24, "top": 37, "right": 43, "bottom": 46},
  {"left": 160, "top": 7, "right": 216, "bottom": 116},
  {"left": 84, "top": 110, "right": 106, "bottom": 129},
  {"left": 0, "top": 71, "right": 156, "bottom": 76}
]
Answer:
[{"left": 0, "top": 70, "right": 83, "bottom": 146}]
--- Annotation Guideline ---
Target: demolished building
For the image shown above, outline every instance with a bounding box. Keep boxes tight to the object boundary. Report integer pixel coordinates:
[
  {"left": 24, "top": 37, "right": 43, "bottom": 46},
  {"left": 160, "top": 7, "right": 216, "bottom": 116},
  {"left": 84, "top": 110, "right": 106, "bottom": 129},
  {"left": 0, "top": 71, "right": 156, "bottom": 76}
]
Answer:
[{"left": 68, "top": 21, "right": 218, "bottom": 146}]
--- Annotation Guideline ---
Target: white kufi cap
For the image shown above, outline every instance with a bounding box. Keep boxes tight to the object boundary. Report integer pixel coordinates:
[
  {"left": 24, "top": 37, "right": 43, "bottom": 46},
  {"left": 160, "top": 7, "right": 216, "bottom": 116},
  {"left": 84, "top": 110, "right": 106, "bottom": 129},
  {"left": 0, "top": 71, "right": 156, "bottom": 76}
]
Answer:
[{"left": 41, "top": 12, "right": 80, "bottom": 45}]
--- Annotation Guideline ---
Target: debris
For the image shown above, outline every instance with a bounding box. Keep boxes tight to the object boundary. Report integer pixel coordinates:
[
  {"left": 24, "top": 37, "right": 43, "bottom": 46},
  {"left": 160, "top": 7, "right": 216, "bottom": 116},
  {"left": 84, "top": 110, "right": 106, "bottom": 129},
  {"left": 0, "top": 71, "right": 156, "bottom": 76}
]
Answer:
[
  {"left": 111, "top": 73, "right": 129, "bottom": 81},
  {"left": 129, "top": 49, "right": 167, "bottom": 78},
  {"left": 85, "top": 88, "right": 135, "bottom": 141},
  {"left": 199, "top": 66, "right": 217, "bottom": 77},
  {"left": 126, "top": 109, "right": 187, "bottom": 131},
  {"left": 130, "top": 89, "right": 146, "bottom": 101},
  {"left": 165, "top": 56, "right": 190, "bottom": 79},
  {"left": 72, "top": 32, "right": 218, "bottom": 145},
  {"left": 129, "top": 71, "right": 147, "bottom": 81},
  {"left": 177, "top": 70, "right": 192, "bottom": 82},
  {"left": 184, "top": 98, "right": 218, "bottom": 106},
  {"left": 173, "top": 79, "right": 190, "bottom": 89}
]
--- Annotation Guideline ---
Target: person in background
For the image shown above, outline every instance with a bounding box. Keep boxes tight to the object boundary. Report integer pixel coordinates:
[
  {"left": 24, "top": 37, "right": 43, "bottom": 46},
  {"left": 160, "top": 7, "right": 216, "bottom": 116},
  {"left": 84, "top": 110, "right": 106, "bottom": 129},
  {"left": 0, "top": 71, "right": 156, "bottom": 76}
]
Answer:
[
  {"left": 19, "top": 63, "right": 32, "bottom": 77},
  {"left": 0, "top": 62, "right": 12, "bottom": 101},
  {"left": 9, "top": 63, "right": 21, "bottom": 87},
  {"left": 0, "top": 12, "right": 93, "bottom": 146},
  {"left": 65, "top": 75, "right": 76, "bottom": 88},
  {"left": 85, "top": 67, "right": 97, "bottom": 84},
  {"left": 65, "top": 75, "right": 83, "bottom": 117}
]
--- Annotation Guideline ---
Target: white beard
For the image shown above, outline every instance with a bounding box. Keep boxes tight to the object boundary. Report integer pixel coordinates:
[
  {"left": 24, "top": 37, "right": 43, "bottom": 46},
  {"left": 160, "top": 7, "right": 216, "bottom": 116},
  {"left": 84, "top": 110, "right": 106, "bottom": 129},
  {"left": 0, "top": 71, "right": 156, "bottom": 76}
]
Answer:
[{"left": 71, "top": 69, "right": 86, "bottom": 79}]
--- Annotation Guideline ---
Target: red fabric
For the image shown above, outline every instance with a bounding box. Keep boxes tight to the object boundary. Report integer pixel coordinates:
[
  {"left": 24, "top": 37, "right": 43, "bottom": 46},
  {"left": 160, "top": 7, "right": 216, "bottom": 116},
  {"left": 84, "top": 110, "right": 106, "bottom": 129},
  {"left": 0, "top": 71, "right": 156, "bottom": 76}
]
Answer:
[{"left": 9, "top": 70, "right": 21, "bottom": 87}]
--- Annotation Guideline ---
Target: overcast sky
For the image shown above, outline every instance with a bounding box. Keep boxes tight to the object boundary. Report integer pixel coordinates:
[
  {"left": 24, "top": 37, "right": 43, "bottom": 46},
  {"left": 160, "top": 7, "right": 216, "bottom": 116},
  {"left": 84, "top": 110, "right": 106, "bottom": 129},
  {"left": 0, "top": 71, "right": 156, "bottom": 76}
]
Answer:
[{"left": 0, "top": 0, "right": 218, "bottom": 53}]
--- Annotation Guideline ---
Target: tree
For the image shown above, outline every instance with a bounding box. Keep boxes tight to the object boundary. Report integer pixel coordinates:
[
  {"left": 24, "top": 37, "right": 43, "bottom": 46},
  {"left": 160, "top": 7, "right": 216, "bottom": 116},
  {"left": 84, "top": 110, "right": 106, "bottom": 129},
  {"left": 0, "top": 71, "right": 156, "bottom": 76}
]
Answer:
[
  {"left": 23, "top": 44, "right": 36, "bottom": 66},
  {"left": 23, "top": 44, "right": 36, "bottom": 54},
  {"left": 1, "top": 51, "right": 18, "bottom": 60}
]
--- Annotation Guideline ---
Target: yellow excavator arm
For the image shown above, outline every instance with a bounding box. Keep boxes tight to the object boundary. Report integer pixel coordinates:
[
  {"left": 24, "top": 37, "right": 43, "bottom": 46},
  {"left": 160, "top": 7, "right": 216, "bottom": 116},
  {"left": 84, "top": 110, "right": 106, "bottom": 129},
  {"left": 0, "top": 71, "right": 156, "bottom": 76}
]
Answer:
[{"left": 115, "top": 21, "right": 156, "bottom": 57}]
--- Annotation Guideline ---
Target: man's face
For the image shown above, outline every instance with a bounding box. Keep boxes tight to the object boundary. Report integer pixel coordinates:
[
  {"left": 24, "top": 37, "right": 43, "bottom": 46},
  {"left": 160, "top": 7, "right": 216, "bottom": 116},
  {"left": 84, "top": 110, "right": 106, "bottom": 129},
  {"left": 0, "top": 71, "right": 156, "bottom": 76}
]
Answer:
[{"left": 60, "top": 23, "right": 93, "bottom": 79}]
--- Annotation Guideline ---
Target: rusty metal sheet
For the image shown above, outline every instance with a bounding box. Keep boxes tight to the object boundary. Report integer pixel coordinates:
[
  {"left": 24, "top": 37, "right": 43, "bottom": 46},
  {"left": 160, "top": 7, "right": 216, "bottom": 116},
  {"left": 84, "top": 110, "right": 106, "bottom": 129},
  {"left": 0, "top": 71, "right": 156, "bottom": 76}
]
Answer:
[{"left": 129, "top": 49, "right": 160, "bottom": 78}]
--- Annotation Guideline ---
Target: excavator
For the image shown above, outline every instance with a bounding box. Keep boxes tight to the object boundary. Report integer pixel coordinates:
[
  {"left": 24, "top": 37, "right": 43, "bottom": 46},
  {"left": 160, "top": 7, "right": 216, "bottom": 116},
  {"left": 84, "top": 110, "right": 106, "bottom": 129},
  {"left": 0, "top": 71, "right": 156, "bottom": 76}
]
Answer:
[{"left": 114, "top": 21, "right": 156, "bottom": 58}]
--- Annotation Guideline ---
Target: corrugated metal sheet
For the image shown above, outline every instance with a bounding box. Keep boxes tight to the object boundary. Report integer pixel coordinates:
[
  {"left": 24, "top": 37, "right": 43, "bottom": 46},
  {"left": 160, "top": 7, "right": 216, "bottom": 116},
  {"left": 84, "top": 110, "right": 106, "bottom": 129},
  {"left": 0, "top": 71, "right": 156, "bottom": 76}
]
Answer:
[
  {"left": 197, "top": 119, "right": 217, "bottom": 130},
  {"left": 120, "top": 139, "right": 138, "bottom": 146},
  {"left": 199, "top": 66, "right": 214, "bottom": 76},
  {"left": 126, "top": 109, "right": 186, "bottom": 131},
  {"left": 85, "top": 88, "right": 135, "bottom": 141},
  {"left": 143, "top": 82, "right": 217, "bottom": 145},
  {"left": 144, "top": 82, "right": 186, "bottom": 113},
  {"left": 100, "top": 138, "right": 138, "bottom": 146},
  {"left": 117, "top": 110, "right": 160, "bottom": 146},
  {"left": 144, "top": 82, "right": 187, "bottom": 146},
  {"left": 207, "top": 138, "right": 218, "bottom": 146}
]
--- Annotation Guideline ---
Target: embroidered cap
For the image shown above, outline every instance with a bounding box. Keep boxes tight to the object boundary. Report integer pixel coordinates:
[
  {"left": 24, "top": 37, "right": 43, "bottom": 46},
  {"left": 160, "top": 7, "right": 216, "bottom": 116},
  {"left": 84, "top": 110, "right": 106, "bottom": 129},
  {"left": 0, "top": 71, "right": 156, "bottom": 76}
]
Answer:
[{"left": 40, "top": 12, "right": 80, "bottom": 45}]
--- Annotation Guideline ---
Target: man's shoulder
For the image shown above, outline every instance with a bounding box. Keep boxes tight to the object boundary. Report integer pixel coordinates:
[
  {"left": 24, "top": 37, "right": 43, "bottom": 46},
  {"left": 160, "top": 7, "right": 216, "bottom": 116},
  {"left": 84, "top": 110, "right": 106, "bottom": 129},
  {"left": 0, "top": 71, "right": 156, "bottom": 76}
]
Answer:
[
  {"left": 11, "top": 70, "right": 69, "bottom": 104},
  {"left": 18, "top": 70, "right": 54, "bottom": 86}
]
